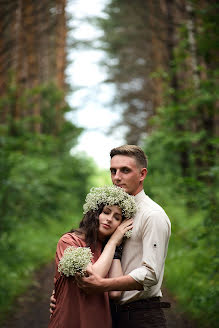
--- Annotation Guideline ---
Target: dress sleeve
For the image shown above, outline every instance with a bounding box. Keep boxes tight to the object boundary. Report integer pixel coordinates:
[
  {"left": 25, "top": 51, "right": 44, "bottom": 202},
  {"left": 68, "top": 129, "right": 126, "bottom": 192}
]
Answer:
[
  {"left": 56, "top": 233, "right": 81, "bottom": 264},
  {"left": 128, "top": 211, "right": 171, "bottom": 289}
]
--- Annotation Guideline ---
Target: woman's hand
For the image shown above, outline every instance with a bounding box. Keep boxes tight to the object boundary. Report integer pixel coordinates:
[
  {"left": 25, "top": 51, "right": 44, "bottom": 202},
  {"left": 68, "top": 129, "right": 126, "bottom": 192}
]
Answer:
[{"left": 110, "top": 218, "right": 133, "bottom": 246}]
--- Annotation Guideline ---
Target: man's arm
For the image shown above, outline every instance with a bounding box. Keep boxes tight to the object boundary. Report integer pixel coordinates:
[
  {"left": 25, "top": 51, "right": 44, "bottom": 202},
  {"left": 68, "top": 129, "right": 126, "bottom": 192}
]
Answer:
[
  {"left": 128, "top": 211, "right": 171, "bottom": 289},
  {"left": 76, "top": 267, "right": 143, "bottom": 294}
]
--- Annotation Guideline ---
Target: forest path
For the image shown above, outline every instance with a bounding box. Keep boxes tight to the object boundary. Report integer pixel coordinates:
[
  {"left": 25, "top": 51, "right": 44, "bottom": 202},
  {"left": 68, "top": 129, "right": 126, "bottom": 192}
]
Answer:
[{"left": 2, "top": 262, "right": 197, "bottom": 328}]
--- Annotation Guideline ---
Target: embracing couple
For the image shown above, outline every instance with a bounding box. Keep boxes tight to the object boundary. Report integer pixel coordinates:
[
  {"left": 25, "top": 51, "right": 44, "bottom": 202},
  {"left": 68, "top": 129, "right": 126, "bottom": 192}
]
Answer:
[{"left": 49, "top": 145, "right": 171, "bottom": 328}]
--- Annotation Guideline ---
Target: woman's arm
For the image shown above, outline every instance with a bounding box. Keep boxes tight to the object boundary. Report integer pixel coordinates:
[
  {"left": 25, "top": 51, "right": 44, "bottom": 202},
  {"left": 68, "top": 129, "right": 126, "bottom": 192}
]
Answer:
[
  {"left": 108, "top": 259, "right": 123, "bottom": 300},
  {"left": 91, "top": 219, "right": 133, "bottom": 278}
]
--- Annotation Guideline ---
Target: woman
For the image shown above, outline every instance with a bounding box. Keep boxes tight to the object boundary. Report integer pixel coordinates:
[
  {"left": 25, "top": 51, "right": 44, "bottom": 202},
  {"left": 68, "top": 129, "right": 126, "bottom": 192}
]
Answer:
[{"left": 48, "top": 185, "right": 136, "bottom": 328}]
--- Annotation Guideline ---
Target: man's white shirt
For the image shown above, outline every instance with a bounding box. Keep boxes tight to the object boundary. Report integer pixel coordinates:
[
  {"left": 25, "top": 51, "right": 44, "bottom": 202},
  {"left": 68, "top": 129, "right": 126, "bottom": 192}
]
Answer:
[{"left": 120, "top": 190, "right": 171, "bottom": 304}]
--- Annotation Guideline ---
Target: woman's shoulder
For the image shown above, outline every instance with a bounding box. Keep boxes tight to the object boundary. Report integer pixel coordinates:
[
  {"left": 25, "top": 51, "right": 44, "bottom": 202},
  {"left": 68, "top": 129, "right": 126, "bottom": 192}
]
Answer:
[{"left": 59, "top": 232, "right": 86, "bottom": 247}]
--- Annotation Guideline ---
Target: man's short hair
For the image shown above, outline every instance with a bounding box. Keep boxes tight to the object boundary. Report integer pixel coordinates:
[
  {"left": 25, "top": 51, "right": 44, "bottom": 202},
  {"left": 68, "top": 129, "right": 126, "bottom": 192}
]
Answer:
[{"left": 110, "top": 145, "right": 148, "bottom": 169}]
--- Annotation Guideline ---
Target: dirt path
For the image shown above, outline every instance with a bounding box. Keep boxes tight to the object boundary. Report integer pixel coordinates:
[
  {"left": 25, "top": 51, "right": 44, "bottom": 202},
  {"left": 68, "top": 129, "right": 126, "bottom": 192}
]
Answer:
[{"left": 2, "top": 262, "right": 197, "bottom": 328}]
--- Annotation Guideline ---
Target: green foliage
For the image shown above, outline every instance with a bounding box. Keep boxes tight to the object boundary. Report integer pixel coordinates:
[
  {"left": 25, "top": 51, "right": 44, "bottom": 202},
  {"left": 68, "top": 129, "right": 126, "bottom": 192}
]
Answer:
[
  {"left": 0, "top": 136, "right": 95, "bottom": 318},
  {"left": 164, "top": 202, "right": 219, "bottom": 327},
  {"left": 0, "top": 81, "right": 96, "bottom": 319},
  {"left": 89, "top": 167, "right": 112, "bottom": 187},
  {"left": 0, "top": 151, "right": 90, "bottom": 229},
  {"left": 195, "top": 2, "right": 219, "bottom": 63},
  {"left": 141, "top": 4, "right": 219, "bottom": 326},
  {"left": 0, "top": 213, "right": 82, "bottom": 320},
  {"left": 142, "top": 158, "right": 219, "bottom": 327},
  {"left": 143, "top": 77, "right": 218, "bottom": 328}
]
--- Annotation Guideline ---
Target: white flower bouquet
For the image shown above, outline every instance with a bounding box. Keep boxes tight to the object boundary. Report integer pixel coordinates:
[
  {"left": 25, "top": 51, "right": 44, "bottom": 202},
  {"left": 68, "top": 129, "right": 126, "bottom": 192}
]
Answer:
[{"left": 58, "top": 246, "right": 93, "bottom": 277}]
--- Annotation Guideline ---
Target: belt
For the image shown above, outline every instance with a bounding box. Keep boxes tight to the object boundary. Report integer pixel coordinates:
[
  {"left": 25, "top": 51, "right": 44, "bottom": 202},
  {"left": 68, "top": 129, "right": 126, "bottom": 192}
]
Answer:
[{"left": 115, "top": 297, "right": 171, "bottom": 312}]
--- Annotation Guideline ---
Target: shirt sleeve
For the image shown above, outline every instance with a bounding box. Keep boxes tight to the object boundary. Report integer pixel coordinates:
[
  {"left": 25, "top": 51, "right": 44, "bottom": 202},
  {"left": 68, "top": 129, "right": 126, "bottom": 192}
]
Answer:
[{"left": 128, "top": 210, "right": 170, "bottom": 290}]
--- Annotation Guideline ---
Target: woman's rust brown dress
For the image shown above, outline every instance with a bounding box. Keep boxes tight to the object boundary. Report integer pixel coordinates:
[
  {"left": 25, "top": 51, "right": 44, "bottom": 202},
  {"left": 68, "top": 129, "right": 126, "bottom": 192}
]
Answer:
[{"left": 48, "top": 233, "right": 112, "bottom": 328}]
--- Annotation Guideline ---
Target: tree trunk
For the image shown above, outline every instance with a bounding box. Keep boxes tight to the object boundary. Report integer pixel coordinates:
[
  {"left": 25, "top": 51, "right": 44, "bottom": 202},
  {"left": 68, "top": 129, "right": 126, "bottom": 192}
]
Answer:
[
  {"left": 165, "top": 0, "right": 190, "bottom": 175},
  {"left": 185, "top": 0, "right": 200, "bottom": 89},
  {"left": 23, "top": 0, "right": 41, "bottom": 133}
]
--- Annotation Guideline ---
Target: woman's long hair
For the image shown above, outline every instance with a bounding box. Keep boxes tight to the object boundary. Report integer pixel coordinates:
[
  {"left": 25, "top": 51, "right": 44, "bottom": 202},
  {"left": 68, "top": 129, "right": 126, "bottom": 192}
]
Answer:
[{"left": 69, "top": 204, "right": 105, "bottom": 248}]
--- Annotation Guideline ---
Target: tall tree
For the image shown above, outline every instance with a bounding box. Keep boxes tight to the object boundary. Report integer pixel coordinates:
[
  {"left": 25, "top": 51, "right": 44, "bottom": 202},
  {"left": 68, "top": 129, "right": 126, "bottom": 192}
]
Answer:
[
  {"left": 55, "top": 0, "right": 67, "bottom": 132},
  {"left": 0, "top": 0, "right": 69, "bottom": 135}
]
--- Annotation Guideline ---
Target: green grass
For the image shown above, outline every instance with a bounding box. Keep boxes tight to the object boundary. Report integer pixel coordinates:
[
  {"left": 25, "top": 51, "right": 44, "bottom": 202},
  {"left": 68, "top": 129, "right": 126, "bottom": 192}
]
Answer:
[{"left": 0, "top": 210, "right": 82, "bottom": 321}]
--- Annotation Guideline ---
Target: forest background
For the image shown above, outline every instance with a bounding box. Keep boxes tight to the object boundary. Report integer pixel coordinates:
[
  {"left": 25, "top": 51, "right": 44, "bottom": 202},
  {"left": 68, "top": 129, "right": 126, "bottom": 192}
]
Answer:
[{"left": 0, "top": 1, "right": 218, "bottom": 327}]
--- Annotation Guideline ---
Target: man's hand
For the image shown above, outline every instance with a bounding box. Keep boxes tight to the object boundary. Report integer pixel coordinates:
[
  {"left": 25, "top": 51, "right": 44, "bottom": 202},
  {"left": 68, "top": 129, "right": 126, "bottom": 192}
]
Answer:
[
  {"left": 49, "top": 290, "right": 56, "bottom": 318},
  {"left": 76, "top": 267, "right": 106, "bottom": 294}
]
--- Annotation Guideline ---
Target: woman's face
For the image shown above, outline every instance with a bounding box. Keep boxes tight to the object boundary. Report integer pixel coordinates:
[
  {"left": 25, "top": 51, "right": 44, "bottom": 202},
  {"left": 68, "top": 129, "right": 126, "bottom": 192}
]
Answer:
[{"left": 98, "top": 205, "right": 122, "bottom": 239}]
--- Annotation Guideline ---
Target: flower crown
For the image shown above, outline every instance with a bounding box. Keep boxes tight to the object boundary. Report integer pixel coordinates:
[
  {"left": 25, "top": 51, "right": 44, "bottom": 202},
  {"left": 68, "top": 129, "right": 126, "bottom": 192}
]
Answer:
[{"left": 83, "top": 185, "right": 137, "bottom": 219}]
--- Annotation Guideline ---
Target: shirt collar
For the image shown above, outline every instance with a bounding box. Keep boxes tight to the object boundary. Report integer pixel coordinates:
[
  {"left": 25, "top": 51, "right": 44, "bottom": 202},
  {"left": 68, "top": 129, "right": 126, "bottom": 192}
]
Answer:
[{"left": 134, "top": 189, "right": 145, "bottom": 205}]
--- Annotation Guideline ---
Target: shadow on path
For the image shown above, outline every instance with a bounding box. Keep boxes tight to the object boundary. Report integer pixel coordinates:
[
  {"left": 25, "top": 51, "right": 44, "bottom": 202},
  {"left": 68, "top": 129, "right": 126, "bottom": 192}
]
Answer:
[{"left": 2, "top": 262, "right": 197, "bottom": 328}]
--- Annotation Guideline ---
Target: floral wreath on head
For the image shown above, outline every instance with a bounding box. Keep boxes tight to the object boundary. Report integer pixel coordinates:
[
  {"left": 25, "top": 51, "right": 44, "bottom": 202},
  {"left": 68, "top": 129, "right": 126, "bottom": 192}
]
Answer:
[{"left": 83, "top": 185, "right": 137, "bottom": 219}]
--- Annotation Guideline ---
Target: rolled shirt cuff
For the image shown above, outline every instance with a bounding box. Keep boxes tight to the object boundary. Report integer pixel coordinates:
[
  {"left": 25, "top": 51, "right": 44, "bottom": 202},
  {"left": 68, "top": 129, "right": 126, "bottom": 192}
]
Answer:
[{"left": 129, "top": 267, "right": 157, "bottom": 290}]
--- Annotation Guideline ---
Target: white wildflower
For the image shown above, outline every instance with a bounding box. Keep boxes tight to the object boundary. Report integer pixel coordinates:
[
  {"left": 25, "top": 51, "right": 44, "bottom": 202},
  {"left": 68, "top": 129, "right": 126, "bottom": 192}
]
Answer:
[{"left": 124, "top": 230, "right": 132, "bottom": 239}]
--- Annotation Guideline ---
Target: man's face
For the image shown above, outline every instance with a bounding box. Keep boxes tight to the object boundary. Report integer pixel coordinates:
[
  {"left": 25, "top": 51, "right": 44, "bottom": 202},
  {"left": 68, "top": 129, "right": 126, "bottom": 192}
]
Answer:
[{"left": 110, "top": 155, "right": 146, "bottom": 196}]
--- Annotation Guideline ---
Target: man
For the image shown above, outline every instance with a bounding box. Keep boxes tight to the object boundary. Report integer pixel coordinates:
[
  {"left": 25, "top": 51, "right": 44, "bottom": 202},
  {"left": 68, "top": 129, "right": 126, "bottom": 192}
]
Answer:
[{"left": 51, "top": 145, "right": 171, "bottom": 328}]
